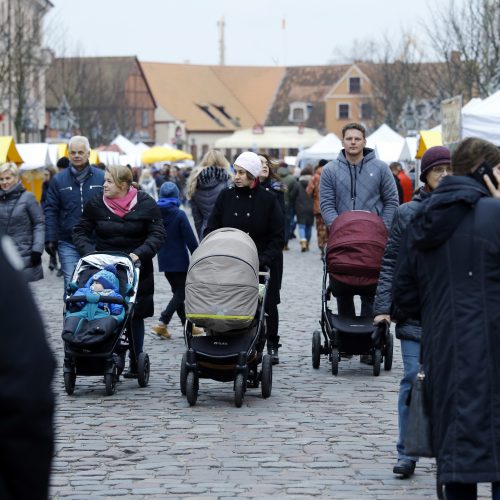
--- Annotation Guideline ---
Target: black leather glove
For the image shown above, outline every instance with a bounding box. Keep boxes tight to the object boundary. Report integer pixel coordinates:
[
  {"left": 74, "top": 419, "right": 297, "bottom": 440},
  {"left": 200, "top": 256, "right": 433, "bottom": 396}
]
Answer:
[
  {"left": 45, "top": 241, "right": 57, "bottom": 257},
  {"left": 30, "top": 251, "right": 42, "bottom": 266}
]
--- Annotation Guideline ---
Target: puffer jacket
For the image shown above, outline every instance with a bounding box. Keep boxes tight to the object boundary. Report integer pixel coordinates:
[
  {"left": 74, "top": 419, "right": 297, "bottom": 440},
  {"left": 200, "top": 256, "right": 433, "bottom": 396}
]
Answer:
[
  {"left": 277, "top": 167, "right": 298, "bottom": 208},
  {"left": 295, "top": 174, "right": 314, "bottom": 225},
  {"left": 319, "top": 148, "right": 399, "bottom": 229},
  {"left": 0, "top": 183, "right": 44, "bottom": 282},
  {"left": 189, "top": 166, "right": 230, "bottom": 240},
  {"left": 44, "top": 165, "right": 104, "bottom": 244},
  {"left": 373, "top": 188, "right": 430, "bottom": 341}
]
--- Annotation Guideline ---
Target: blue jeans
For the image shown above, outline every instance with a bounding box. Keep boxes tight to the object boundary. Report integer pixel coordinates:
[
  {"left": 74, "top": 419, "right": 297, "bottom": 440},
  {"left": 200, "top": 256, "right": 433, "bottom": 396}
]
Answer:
[
  {"left": 397, "top": 338, "right": 420, "bottom": 461},
  {"left": 58, "top": 241, "right": 81, "bottom": 293},
  {"left": 298, "top": 224, "right": 312, "bottom": 242}
]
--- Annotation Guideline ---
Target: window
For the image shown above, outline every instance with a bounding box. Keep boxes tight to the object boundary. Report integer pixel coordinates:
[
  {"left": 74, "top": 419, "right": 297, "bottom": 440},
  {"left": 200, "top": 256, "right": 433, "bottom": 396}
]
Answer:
[
  {"left": 292, "top": 107, "right": 304, "bottom": 122},
  {"left": 288, "top": 102, "right": 312, "bottom": 123},
  {"left": 142, "top": 110, "right": 148, "bottom": 128},
  {"left": 338, "top": 104, "right": 350, "bottom": 120},
  {"left": 361, "top": 102, "right": 373, "bottom": 120},
  {"left": 349, "top": 77, "right": 361, "bottom": 94}
]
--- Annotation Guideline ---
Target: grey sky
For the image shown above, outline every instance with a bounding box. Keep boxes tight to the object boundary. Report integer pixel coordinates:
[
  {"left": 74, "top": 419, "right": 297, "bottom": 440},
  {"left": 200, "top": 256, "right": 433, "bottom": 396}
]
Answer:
[{"left": 46, "top": 0, "right": 458, "bottom": 66}]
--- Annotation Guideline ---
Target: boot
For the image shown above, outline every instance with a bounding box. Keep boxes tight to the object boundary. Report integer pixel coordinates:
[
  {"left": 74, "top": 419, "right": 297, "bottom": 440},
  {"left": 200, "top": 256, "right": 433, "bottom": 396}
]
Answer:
[
  {"left": 267, "top": 341, "right": 281, "bottom": 365},
  {"left": 151, "top": 323, "right": 171, "bottom": 339},
  {"left": 300, "top": 239, "right": 307, "bottom": 252}
]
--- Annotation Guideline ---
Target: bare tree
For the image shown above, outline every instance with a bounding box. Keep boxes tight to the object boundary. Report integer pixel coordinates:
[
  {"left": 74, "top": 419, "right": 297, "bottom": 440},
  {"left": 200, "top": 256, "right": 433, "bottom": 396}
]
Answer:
[
  {"left": 425, "top": 0, "right": 500, "bottom": 98},
  {"left": 0, "top": 0, "right": 51, "bottom": 140}
]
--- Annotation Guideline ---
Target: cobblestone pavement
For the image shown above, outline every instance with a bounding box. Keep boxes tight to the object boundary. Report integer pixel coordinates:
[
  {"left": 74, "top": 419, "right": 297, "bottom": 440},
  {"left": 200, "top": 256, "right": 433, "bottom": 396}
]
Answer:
[{"left": 30, "top": 226, "right": 489, "bottom": 500}]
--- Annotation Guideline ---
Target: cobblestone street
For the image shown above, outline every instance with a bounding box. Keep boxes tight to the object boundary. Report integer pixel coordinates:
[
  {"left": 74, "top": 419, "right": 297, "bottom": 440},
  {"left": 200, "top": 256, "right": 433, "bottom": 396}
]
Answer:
[{"left": 30, "top": 225, "right": 485, "bottom": 500}]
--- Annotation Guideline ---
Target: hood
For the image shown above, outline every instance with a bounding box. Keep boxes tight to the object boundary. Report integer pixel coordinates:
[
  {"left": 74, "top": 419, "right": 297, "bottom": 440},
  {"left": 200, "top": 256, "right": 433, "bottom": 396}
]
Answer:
[
  {"left": 197, "top": 166, "right": 230, "bottom": 190},
  {"left": 157, "top": 197, "right": 180, "bottom": 213},
  {"left": 85, "top": 265, "right": 120, "bottom": 293},
  {"left": 338, "top": 147, "right": 376, "bottom": 166},
  {"left": 411, "top": 175, "right": 489, "bottom": 251},
  {"left": 299, "top": 174, "right": 312, "bottom": 184}
]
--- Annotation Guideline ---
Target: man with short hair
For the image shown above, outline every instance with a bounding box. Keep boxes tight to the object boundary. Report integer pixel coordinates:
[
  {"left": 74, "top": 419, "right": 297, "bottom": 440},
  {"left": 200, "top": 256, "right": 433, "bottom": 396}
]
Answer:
[
  {"left": 320, "top": 122, "right": 399, "bottom": 318},
  {"left": 44, "top": 135, "right": 105, "bottom": 291}
]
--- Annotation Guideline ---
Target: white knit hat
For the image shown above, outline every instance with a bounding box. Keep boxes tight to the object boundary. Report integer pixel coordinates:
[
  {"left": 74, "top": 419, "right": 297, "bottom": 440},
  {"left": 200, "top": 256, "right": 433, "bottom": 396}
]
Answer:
[{"left": 234, "top": 151, "right": 261, "bottom": 178}]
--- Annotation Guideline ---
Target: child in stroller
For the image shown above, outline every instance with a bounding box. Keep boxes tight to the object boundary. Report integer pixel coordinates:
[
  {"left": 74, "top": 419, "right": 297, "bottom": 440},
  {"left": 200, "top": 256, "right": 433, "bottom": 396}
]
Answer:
[{"left": 62, "top": 252, "right": 149, "bottom": 396}]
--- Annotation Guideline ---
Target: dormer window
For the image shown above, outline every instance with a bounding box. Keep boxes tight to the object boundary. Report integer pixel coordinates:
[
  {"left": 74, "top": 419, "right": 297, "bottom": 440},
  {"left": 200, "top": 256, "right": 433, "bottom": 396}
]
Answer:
[
  {"left": 288, "top": 101, "right": 312, "bottom": 123},
  {"left": 349, "top": 77, "right": 361, "bottom": 94}
]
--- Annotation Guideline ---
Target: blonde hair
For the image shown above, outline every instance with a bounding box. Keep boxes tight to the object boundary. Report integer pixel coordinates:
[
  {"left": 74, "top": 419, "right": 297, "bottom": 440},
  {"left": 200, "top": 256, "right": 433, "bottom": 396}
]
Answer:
[
  {"left": 106, "top": 165, "right": 133, "bottom": 190},
  {"left": 187, "top": 150, "right": 230, "bottom": 198},
  {"left": 139, "top": 168, "right": 152, "bottom": 183},
  {"left": 0, "top": 162, "right": 19, "bottom": 177}
]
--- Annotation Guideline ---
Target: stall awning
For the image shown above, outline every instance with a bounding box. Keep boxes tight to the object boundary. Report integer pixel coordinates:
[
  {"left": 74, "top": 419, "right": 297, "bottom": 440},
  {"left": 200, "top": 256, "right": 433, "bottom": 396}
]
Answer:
[
  {"left": 141, "top": 146, "right": 192, "bottom": 164},
  {"left": 0, "top": 136, "right": 23, "bottom": 164},
  {"left": 416, "top": 131, "right": 443, "bottom": 159}
]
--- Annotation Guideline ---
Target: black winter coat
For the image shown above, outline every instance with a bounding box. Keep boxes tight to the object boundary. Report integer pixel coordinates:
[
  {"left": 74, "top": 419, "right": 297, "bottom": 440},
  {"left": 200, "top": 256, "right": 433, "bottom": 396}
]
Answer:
[
  {"left": 373, "top": 188, "right": 430, "bottom": 342},
  {"left": 0, "top": 233, "right": 55, "bottom": 499},
  {"left": 393, "top": 175, "right": 500, "bottom": 485},
  {"left": 73, "top": 191, "right": 166, "bottom": 319},
  {"left": 205, "top": 184, "right": 284, "bottom": 305},
  {"left": 294, "top": 175, "right": 314, "bottom": 225}
]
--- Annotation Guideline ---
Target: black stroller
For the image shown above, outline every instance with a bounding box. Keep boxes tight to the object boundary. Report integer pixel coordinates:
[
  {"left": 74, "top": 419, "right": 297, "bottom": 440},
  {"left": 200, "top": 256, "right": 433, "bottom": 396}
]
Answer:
[
  {"left": 62, "top": 252, "right": 150, "bottom": 395},
  {"left": 312, "top": 258, "right": 393, "bottom": 376},
  {"left": 179, "top": 228, "right": 273, "bottom": 407}
]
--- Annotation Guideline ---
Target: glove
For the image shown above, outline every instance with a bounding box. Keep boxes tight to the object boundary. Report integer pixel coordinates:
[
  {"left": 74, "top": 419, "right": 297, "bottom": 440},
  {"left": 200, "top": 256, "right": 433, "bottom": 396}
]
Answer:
[
  {"left": 45, "top": 241, "right": 57, "bottom": 257},
  {"left": 30, "top": 251, "right": 42, "bottom": 266}
]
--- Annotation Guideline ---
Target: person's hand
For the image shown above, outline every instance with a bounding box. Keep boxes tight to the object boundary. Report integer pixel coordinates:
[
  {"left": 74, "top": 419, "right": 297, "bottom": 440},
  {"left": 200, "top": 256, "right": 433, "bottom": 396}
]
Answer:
[
  {"left": 129, "top": 253, "right": 140, "bottom": 264},
  {"left": 44, "top": 241, "right": 57, "bottom": 257},
  {"left": 373, "top": 314, "right": 391, "bottom": 325},
  {"left": 30, "top": 251, "right": 42, "bottom": 266},
  {"left": 483, "top": 168, "right": 500, "bottom": 198}
]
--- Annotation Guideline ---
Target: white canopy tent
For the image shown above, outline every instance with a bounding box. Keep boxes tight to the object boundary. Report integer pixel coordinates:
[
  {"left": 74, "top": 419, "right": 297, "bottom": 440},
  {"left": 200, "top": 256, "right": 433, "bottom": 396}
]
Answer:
[
  {"left": 399, "top": 137, "right": 418, "bottom": 162},
  {"left": 111, "top": 134, "right": 149, "bottom": 166},
  {"left": 214, "top": 126, "right": 322, "bottom": 150},
  {"left": 296, "top": 133, "right": 342, "bottom": 168},
  {"left": 16, "top": 143, "right": 52, "bottom": 170},
  {"left": 366, "top": 124, "right": 405, "bottom": 164},
  {"left": 462, "top": 90, "right": 500, "bottom": 146}
]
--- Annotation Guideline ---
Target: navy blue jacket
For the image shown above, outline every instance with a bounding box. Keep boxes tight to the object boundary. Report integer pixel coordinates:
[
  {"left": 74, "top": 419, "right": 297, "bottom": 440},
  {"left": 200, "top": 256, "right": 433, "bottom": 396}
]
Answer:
[
  {"left": 156, "top": 199, "right": 198, "bottom": 273},
  {"left": 393, "top": 175, "right": 500, "bottom": 485},
  {"left": 44, "top": 165, "right": 104, "bottom": 243}
]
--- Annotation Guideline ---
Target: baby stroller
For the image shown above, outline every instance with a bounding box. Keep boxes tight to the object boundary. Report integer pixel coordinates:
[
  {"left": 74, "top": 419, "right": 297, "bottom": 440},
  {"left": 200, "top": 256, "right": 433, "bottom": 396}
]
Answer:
[
  {"left": 311, "top": 211, "right": 393, "bottom": 376},
  {"left": 180, "top": 228, "right": 272, "bottom": 407},
  {"left": 62, "top": 252, "right": 149, "bottom": 395}
]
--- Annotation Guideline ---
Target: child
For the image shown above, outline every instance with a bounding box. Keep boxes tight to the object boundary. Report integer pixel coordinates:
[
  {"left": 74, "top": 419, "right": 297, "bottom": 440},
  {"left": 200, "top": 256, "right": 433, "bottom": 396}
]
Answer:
[
  {"left": 73, "top": 264, "right": 124, "bottom": 318},
  {"left": 152, "top": 182, "right": 200, "bottom": 339}
]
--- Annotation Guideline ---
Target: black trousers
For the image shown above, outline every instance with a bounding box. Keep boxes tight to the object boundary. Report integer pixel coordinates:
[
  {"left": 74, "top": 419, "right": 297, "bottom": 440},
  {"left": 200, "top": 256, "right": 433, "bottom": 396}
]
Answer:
[{"left": 159, "top": 272, "right": 187, "bottom": 326}]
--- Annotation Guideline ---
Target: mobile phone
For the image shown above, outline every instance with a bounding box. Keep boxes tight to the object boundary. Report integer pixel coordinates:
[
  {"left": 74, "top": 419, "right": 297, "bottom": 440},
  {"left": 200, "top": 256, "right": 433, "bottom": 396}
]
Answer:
[{"left": 469, "top": 161, "right": 498, "bottom": 189}]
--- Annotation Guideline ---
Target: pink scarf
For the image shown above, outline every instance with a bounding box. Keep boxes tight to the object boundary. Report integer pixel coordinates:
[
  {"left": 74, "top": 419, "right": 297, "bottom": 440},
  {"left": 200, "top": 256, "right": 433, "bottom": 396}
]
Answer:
[{"left": 103, "top": 186, "right": 138, "bottom": 218}]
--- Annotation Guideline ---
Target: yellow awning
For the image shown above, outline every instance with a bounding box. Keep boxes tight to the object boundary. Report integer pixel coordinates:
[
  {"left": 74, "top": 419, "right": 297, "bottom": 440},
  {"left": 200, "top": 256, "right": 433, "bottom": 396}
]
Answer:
[
  {"left": 89, "top": 150, "right": 100, "bottom": 165},
  {"left": 0, "top": 136, "right": 23, "bottom": 164},
  {"left": 141, "top": 146, "right": 192, "bottom": 164},
  {"left": 58, "top": 143, "right": 68, "bottom": 158},
  {"left": 416, "top": 131, "right": 443, "bottom": 159}
]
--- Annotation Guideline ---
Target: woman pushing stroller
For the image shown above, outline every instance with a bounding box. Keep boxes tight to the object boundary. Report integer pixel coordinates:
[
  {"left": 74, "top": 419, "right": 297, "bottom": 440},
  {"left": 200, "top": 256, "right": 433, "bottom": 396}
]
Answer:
[{"left": 205, "top": 152, "right": 284, "bottom": 364}]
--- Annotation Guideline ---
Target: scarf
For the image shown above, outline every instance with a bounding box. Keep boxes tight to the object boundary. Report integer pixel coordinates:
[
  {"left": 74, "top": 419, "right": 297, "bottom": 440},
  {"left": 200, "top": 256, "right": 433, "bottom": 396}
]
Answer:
[
  {"left": 103, "top": 186, "right": 138, "bottom": 218},
  {"left": 71, "top": 164, "right": 91, "bottom": 184}
]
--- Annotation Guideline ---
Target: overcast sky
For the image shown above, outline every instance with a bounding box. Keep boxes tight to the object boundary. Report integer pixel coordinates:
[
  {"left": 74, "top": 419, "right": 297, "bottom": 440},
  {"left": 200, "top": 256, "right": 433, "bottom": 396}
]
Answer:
[{"left": 46, "top": 0, "right": 459, "bottom": 66}]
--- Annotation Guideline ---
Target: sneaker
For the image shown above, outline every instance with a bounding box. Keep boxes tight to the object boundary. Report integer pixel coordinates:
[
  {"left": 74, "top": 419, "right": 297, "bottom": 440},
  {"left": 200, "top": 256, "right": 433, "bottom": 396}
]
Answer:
[
  {"left": 192, "top": 325, "right": 204, "bottom": 336},
  {"left": 267, "top": 345, "right": 280, "bottom": 365},
  {"left": 151, "top": 323, "right": 171, "bottom": 339},
  {"left": 393, "top": 458, "right": 416, "bottom": 477}
]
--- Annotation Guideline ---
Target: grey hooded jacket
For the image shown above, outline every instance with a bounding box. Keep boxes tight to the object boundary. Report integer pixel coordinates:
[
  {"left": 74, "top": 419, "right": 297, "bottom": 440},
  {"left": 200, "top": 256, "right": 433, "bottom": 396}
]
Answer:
[{"left": 319, "top": 148, "right": 399, "bottom": 229}]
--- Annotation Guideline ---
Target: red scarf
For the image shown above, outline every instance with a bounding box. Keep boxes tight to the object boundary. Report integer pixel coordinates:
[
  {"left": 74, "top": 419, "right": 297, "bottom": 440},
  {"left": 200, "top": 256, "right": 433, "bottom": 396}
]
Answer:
[{"left": 103, "top": 186, "right": 138, "bottom": 218}]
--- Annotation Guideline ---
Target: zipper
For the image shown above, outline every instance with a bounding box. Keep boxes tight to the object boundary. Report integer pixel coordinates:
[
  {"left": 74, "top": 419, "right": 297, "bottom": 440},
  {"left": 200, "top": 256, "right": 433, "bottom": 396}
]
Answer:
[
  {"left": 80, "top": 184, "right": 84, "bottom": 212},
  {"left": 59, "top": 186, "right": 72, "bottom": 192}
]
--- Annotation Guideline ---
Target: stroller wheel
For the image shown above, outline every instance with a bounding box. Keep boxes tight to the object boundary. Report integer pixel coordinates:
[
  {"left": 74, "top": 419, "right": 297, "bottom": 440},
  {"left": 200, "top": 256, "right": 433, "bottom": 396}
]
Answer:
[
  {"left": 234, "top": 373, "right": 246, "bottom": 408},
  {"left": 312, "top": 330, "right": 321, "bottom": 369},
  {"left": 261, "top": 355, "right": 273, "bottom": 399},
  {"left": 384, "top": 332, "right": 394, "bottom": 371},
  {"left": 104, "top": 366, "right": 118, "bottom": 396},
  {"left": 372, "top": 349, "right": 382, "bottom": 376},
  {"left": 137, "top": 352, "right": 150, "bottom": 388},
  {"left": 63, "top": 371, "right": 76, "bottom": 395},
  {"left": 180, "top": 352, "right": 188, "bottom": 395},
  {"left": 186, "top": 371, "right": 198, "bottom": 406},
  {"left": 331, "top": 348, "right": 339, "bottom": 376}
]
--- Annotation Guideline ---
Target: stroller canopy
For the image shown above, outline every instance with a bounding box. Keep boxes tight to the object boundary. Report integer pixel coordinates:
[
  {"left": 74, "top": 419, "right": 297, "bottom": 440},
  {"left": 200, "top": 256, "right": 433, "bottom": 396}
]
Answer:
[{"left": 185, "top": 228, "right": 259, "bottom": 332}]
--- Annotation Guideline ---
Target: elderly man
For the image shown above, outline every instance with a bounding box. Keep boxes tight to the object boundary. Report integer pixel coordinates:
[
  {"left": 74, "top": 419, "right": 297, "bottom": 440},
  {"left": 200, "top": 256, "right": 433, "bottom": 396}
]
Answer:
[{"left": 44, "top": 136, "right": 105, "bottom": 291}]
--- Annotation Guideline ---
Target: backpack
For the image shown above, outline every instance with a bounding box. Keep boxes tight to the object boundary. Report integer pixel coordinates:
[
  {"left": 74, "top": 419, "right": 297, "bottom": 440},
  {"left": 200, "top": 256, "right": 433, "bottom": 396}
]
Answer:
[{"left": 326, "top": 210, "right": 388, "bottom": 288}]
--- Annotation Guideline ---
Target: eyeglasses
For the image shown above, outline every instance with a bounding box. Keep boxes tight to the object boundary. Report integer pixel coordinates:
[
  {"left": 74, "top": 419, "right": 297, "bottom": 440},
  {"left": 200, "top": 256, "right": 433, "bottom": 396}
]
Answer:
[{"left": 430, "top": 165, "right": 452, "bottom": 175}]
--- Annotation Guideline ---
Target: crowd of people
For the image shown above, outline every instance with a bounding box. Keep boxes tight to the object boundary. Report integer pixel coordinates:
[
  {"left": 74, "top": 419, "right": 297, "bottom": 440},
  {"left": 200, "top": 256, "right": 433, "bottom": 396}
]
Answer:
[{"left": 2, "top": 126, "right": 500, "bottom": 499}]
